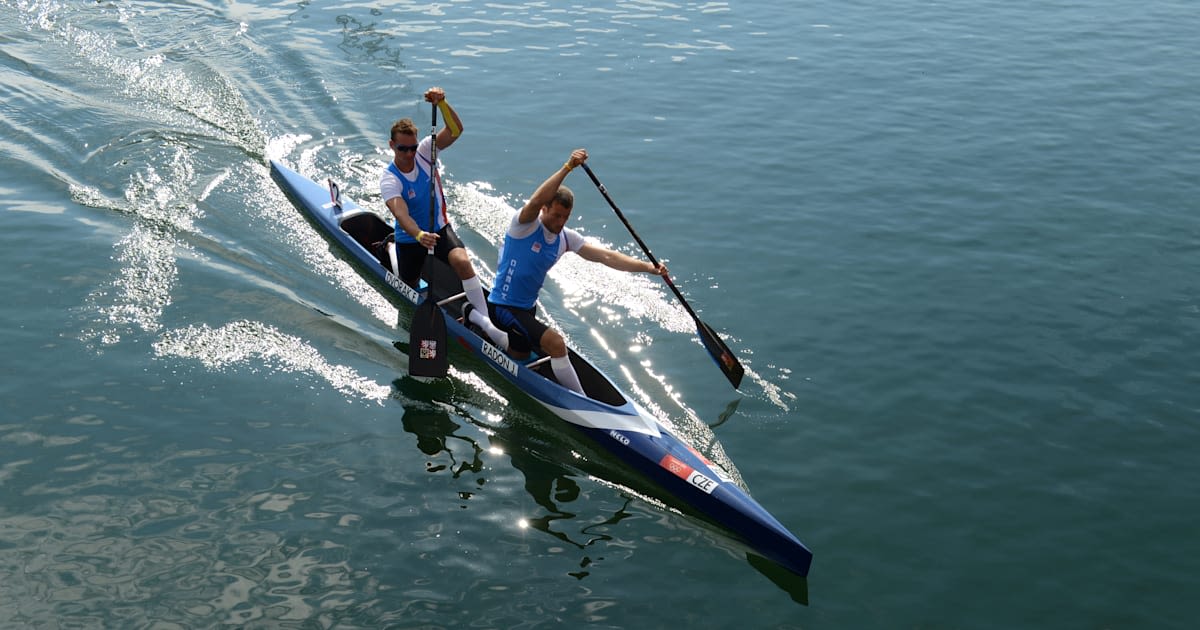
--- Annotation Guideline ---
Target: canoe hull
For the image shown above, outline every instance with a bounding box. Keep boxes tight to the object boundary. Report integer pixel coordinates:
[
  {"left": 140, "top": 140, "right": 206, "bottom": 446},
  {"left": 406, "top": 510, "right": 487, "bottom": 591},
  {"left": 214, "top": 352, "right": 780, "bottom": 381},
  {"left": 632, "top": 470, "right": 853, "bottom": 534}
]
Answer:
[{"left": 268, "top": 158, "right": 812, "bottom": 577}]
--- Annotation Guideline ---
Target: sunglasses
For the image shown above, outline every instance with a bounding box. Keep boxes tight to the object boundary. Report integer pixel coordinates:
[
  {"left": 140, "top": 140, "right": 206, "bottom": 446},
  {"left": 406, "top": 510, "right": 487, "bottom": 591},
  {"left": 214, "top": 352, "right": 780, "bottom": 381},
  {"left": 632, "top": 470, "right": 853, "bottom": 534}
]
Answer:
[{"left": 393, "top": 143, "right": 419, "bottom": 153}]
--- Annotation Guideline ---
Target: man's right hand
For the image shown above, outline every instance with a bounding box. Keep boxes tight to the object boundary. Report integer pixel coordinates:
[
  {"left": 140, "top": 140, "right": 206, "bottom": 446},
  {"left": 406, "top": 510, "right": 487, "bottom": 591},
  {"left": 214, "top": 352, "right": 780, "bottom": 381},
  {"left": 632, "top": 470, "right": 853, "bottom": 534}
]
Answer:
[{"left": 567, "top": 148, "right": 588, "bottom": 169}]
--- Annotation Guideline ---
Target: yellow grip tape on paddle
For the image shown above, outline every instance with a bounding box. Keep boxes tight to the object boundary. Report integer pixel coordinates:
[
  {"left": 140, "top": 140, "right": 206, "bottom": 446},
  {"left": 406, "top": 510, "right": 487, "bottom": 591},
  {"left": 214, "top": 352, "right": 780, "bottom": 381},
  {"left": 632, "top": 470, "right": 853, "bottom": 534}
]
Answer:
[{"left": 437, "top": 100, "right": 461, "bottom": 138}]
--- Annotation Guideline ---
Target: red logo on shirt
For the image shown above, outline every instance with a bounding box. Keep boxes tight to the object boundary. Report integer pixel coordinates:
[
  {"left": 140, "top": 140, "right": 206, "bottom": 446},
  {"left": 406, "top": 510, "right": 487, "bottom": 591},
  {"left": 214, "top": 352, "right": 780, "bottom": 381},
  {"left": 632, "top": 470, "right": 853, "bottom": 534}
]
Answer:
[{"left": 531, "top": 242, "right": 542, "bottom": 253}]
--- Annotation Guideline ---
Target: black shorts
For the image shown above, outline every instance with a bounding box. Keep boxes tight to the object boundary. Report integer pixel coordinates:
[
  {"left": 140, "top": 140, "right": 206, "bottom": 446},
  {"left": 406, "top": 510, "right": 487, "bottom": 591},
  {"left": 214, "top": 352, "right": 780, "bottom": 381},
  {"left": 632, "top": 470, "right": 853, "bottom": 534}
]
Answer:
[
  {"left": 396, "top": 224, "right": 465, "bottom": 286},
  {"left": 487, "top": 303, "right": 548, "bottom": 356}
]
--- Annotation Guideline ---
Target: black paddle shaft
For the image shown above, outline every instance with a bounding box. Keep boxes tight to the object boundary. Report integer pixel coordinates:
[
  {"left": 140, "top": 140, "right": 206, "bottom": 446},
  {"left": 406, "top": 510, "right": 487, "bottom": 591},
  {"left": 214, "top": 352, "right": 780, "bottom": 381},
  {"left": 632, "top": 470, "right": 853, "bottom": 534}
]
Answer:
[
  {"left": 579, "top": 163, "right": 744, "bottom": 389},
  {"left": 581, "top": 165, "right": 691, "bottom": 314},
  {"left": 426, "top": 105, "right": 438, "bottom": 253},
  {"left": 407, "top": 101, "right": 449, "bottom": 378}
]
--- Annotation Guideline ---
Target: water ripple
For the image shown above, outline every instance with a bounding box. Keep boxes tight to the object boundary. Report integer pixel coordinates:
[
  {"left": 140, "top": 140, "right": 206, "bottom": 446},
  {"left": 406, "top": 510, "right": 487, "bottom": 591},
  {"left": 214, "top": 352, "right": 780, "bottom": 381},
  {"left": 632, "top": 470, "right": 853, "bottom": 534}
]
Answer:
[{"left": 154, "top": 320, "right": 392, "bottom": 402}]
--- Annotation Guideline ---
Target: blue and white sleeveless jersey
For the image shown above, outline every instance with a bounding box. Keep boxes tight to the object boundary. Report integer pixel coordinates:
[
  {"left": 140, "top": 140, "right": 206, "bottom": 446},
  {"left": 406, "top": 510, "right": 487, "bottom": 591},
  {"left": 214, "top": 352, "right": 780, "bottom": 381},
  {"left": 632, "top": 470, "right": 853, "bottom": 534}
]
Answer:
[
  {"left": 490, "top": 213, "right": 585, "bottom": 309},
  {"left": 378, "top": 137, "right": 447, "bottom": 244}
]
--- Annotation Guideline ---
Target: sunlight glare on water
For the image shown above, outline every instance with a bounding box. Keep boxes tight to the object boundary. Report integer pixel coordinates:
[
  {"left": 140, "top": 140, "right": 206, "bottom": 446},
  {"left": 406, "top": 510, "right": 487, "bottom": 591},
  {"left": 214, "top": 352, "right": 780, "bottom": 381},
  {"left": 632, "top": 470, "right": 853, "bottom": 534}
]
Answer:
[{"left": 154, "top": 320, "right": 392, "bottom": 402}]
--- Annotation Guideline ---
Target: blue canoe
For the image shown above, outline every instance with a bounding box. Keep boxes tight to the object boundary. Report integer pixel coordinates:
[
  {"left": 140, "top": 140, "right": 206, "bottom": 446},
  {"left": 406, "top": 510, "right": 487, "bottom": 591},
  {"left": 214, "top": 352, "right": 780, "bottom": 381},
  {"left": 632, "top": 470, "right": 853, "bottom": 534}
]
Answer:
[{"left": 269, "top": 158, "right": 813, "bottom": 578}]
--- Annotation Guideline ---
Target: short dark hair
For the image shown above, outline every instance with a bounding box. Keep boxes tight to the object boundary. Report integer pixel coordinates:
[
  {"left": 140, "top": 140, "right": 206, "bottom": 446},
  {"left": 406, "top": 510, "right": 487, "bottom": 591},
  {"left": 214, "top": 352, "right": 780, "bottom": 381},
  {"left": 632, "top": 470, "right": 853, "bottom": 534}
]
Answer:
[{"left": 553, "top": 185, "right": 574, "bottom": 210}]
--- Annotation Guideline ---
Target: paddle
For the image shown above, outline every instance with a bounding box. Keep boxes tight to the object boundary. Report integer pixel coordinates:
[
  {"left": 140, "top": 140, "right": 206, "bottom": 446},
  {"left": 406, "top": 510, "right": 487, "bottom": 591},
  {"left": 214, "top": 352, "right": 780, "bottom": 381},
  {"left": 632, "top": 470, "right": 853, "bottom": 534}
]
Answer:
[
  {"left": 580, "top": 163, "right": 745, "bottom": 389},
  {"left": 407, "top": 102, "right": 449, "bottom": 377}
]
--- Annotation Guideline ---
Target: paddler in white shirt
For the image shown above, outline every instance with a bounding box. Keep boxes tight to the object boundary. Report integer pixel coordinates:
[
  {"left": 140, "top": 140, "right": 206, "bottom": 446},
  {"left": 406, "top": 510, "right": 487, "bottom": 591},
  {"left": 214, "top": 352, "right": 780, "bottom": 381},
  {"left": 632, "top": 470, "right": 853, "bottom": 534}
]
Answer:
[
  {"left": 379, "top": 86, "right": 509, "bottom": 351},
  {"left": 485, "top": 148, "right": 668, "bottom": 394}
]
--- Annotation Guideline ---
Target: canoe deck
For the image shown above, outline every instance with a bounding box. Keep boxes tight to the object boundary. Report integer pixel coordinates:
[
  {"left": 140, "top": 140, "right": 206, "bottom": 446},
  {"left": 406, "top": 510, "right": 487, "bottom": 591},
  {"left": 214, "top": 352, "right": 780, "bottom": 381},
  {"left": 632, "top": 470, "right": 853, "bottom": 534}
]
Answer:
[{"left": 269, "top": 159, "right": 813, "bottom": 579}]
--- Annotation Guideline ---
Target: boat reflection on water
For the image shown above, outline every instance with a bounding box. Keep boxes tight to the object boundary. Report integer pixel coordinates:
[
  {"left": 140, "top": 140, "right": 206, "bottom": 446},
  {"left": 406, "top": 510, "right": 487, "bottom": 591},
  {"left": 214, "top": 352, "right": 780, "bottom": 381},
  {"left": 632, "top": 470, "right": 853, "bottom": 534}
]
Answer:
[
  {"left": 395, "top": 390, "right": 634, "bottom": 580},
  {"left": 392, "top": 379, "right": 808, "bottom": 603},
  {"left": 489, "top": 428, "right": 639, "bottom": 581},
  {"left": 400, "top": 403, "right": 484, "bottom": 479},
  {"left": 748, "top": 554, "right": 810, "bottom": 605}
]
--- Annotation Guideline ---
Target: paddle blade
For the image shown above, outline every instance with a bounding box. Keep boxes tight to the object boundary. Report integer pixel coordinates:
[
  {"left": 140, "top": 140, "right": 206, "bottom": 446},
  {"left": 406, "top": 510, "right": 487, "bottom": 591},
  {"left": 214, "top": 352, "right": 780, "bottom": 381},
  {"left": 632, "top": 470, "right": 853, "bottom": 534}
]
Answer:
[
  {"left": 697, "top": 320, "right": 744, "bottom": 389},
  {"left": 408, "top": 298, "right": 448, "bottom": 378}
]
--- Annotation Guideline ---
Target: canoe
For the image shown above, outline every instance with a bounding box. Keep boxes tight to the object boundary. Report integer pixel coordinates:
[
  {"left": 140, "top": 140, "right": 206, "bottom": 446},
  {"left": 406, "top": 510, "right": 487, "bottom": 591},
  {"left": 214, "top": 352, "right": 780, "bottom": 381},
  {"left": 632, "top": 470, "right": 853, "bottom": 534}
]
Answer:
[{"left": 269, "top": 158, "right": 813, "bottom": 577}]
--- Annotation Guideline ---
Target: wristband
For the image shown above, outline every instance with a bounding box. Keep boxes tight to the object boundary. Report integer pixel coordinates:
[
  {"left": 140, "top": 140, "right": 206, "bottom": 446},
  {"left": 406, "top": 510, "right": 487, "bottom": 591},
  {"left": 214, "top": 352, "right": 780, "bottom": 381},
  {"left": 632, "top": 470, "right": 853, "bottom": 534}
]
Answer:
[
  {"left": 563, "top": 161, "right": 575, "bottom": 172},
  {"left": 437, "top": 100, "right": 461, "bottom": 138},
  {"left": 415, "top": 230, "right": 426, "bottom": 243}
]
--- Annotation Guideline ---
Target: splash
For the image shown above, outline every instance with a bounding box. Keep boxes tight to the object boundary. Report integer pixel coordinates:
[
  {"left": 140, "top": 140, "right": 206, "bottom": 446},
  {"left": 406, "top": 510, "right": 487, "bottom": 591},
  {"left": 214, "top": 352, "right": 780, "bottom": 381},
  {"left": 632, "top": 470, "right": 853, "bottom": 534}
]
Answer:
[
  {"left": 15, "top": 0, "right": 390, "bottom": 406},
  {"left": 153, "top": 320, "right": 392, "bottom": 403},
  {"left": 10, "top": 0, "right": 267, "bottom": 155},
  {"left": 73, "top": 145, "right": 200, "bottom": 345},
  {"left": 94, "top": 222, "right": 179, "bottom": 339}
]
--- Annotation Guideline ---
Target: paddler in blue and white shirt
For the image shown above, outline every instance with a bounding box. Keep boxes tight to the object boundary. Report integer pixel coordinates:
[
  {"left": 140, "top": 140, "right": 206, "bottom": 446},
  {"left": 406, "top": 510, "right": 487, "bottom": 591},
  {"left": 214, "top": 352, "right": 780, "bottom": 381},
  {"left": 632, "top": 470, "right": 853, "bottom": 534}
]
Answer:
[
  {"left": 486, "top": 148, "right": 669, "bottom": 394},
  {"left": 380, "top": 86, "right": 509, "bottom": 351}
]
